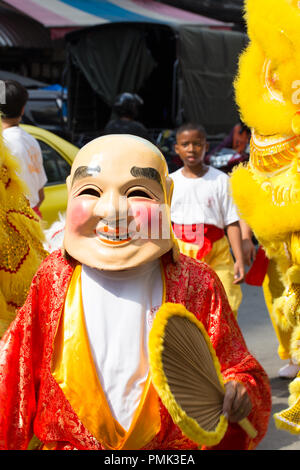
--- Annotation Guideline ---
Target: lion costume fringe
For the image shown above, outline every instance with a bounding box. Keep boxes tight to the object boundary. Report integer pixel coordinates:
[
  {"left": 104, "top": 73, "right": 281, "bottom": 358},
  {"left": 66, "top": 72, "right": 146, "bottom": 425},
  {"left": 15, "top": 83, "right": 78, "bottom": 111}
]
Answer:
[
  {"left": 0, "top": 121, "right": 47, "bottom": 337},
  {"left": 231, "top": 0, "right": 300, "bottom": 432}
]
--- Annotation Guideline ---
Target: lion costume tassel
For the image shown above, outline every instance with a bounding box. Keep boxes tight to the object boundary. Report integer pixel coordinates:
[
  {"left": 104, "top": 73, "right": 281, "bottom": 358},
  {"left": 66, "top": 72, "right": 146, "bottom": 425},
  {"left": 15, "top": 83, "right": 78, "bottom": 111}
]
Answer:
[
  {"left": 0, "top": 120, "right": 47, "bottom": 337},
  {"left": 231, "top": 0, "right": 300, "bottom": 432}
]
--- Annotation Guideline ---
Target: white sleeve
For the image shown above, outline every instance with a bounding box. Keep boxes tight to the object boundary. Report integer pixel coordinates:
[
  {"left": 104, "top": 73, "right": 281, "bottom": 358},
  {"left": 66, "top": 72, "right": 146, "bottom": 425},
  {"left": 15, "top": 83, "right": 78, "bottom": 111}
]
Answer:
[
  {"left": 220, "top": 174, "right": 239, "bottom": 226},
  {"left": 3, "top": 137, "right": 28, "bottom": 180}
]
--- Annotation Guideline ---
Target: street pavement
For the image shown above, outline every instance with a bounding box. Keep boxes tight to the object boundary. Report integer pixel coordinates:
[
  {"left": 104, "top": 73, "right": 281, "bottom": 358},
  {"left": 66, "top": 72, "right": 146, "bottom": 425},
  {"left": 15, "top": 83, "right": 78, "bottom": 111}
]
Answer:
[{"left": 238, "top": 282, "right": 300, "bottom": 450}]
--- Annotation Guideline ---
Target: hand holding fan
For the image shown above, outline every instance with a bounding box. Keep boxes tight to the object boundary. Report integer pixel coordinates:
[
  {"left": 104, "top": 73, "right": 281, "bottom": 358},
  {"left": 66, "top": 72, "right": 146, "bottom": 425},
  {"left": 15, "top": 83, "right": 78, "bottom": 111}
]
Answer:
[{"left": 148, "top": 303, "right": 257, "bottom": 447}]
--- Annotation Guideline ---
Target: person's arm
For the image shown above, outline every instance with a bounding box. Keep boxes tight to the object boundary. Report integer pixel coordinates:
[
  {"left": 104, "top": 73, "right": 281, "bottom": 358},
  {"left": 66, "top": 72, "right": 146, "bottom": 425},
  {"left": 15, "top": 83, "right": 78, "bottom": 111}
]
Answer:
[
  {"left": 37, "top": 187, "right": 45, "bottom": 208},
  {"left": 239, "top": 219, "right": 256, "bottom": 266},
  {"left": 226, "top": 221, "right": 245, "bottom": 284},
  {"left": 34, "top": 138, "right": 47, "bottom": 209}
]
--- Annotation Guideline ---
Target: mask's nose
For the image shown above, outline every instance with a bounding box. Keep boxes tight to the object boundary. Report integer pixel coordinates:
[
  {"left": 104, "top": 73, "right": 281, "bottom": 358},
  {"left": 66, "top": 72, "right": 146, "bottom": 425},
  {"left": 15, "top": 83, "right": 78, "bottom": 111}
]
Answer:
[{"left": 93, "top": 190, "right": 128, "bottom": 224}]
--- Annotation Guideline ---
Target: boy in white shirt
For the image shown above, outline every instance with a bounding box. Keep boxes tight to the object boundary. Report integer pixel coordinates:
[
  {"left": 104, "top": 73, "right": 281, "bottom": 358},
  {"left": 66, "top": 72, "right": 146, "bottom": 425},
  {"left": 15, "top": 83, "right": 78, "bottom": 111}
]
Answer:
[
  {"left": 170, "top": 122, "right": 244, "bottom": 316},
  {"left": 0, "top": 80, "right": 47, "bottom": 217}
]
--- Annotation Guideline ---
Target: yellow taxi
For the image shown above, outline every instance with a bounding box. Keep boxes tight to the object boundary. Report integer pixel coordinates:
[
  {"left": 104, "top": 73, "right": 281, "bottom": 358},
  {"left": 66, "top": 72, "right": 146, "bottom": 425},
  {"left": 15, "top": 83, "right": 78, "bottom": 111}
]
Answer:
[{"left": 21, "top": 124, "right": 79, "bottom": 228}]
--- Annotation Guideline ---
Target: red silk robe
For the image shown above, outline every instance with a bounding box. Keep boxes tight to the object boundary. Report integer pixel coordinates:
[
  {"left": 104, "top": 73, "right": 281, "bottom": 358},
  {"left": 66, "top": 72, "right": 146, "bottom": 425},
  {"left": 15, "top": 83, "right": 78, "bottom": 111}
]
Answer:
[{"left": 0, "top": 250, "right": 271, "bottom": 450}]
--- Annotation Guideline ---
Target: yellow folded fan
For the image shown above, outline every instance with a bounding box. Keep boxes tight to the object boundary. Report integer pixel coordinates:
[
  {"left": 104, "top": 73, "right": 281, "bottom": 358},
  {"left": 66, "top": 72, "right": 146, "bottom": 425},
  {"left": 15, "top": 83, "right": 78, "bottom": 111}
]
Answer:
[{"left": 148, "top": 303, "right": 257, "bottom": 447}]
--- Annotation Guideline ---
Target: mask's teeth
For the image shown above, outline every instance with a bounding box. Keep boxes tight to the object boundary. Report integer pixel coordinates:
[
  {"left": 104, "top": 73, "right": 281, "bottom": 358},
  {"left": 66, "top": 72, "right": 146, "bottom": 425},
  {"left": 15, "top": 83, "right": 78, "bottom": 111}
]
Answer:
[{"left": 99, "top": 232, "right": 129, "bottom": 241}]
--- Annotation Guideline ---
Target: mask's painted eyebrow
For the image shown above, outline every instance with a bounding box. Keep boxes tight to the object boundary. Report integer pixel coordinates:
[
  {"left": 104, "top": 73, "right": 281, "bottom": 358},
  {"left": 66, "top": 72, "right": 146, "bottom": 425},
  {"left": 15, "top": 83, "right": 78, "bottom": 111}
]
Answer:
[
  {"left": 130, "top": 166, "right": 162, "bottom": 188},
  {"left": 72, "top": 165, "right": 101, "bottom": 185}
]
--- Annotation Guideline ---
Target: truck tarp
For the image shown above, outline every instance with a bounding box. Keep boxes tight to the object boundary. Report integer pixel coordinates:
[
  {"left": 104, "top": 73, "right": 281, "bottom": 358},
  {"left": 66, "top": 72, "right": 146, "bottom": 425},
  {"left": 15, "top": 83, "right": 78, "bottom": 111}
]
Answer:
[
  {"left": 176, "top": 25, "right": 248, "bottom": 134},
  {"left": 65, "top": 22, "right": 247, "bottom": 137}
]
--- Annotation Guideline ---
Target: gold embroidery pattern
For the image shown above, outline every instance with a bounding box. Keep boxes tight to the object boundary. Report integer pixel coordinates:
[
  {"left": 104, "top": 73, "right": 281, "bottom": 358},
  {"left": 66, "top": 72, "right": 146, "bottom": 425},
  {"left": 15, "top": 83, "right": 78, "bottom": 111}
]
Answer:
[
  {"left": 0, "top": 158, "right": 47, "bottom": 336},
  {"left": 250, "top": 135, "right": 300, "bottom": 174},
  {"left": 0, "top": 165, "right": 11, "bottom": 188}
]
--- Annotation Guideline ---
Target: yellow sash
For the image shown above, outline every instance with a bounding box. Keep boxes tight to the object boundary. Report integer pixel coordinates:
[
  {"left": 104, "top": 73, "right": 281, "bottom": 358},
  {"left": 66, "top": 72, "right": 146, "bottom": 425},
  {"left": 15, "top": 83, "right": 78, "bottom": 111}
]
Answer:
[{"left": 50, "top": 265, "right": 162, "bottom": 450}]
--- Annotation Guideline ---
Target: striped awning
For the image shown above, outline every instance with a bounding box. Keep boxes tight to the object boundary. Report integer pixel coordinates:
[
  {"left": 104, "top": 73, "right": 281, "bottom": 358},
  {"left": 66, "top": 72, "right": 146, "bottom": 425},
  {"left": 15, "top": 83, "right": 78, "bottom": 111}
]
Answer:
[
  {"left": 0, "top": 2, "right": 52, "bottom": 47},
  {"left": 2, "top": 0, "right": 226, "bottom": 28}
]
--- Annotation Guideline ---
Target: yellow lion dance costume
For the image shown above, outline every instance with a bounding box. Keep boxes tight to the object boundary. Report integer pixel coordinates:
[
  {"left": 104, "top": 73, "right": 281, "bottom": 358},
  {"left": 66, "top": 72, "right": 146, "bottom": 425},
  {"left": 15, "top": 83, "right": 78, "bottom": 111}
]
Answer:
[
  {"left": 0, "top": 121, "right": 47, "bottom": 337},
  {"left": 231, "top": 0, "right": 300, "bottom": 433}
]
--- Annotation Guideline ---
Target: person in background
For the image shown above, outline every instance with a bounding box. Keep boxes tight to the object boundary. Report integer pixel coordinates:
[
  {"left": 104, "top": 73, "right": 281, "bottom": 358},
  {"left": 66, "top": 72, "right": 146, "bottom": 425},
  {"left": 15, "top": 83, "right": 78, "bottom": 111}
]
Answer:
[
  {"left": 170, "top": 122, "right": 245, "bottom": 318},
  {"left": 0, "top": 80, "right": 47, "bottom": 218},
  {"left": 103, "top": 92, "right": 151, "bottom": 141},
  {"left": 0, "top": 118, "right": 46, "bottom": 337},
  {"left": 206, "top": 120, "right": 251, "bottom": 164}
]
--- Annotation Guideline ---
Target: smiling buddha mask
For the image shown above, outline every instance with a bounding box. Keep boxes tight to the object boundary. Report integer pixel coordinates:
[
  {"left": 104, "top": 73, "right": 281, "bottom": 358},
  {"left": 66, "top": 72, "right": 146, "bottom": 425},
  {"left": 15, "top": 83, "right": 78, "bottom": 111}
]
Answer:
[{"left": 63, "top": 134, "right": 176, "bottom": 271}]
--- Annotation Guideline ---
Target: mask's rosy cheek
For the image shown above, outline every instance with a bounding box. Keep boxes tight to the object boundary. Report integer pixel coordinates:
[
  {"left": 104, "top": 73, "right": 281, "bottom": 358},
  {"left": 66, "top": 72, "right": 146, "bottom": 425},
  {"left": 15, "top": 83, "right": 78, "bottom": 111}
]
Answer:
[
  {"left": 67, "top": 198, "right": 93, "bottom": 232},
  {"left": 128, "top": 200, "right": 163, "bottom": 238}
]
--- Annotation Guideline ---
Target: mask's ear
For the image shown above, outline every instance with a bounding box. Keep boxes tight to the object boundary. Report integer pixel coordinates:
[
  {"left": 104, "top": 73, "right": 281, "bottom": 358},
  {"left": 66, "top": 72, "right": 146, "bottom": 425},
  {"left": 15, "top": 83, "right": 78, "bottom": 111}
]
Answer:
[
  {"left": 66, "top": 174, "right": 71, "bottom": 193},
  {"left": 165, "top": 176, "right": 174, "bottom": 205},
  {"left": 164, "top": 175, "right": 180, "bottom": 262}
]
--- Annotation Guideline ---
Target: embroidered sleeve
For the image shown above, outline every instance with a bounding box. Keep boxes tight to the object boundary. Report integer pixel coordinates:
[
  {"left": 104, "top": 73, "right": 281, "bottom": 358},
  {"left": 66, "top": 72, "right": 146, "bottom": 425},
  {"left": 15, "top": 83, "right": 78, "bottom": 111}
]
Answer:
[
  {"left": 0, "top": 251, "right": 73, "bottom": 450},
  {"left": 0, "top": 276, "right": 39, "bottom": 450},
  {"left": 201, "top": 268, "right": 272, "bottom": 450},
  {"left": 163, "top": 254, "right": 271, "bottom": 450}
]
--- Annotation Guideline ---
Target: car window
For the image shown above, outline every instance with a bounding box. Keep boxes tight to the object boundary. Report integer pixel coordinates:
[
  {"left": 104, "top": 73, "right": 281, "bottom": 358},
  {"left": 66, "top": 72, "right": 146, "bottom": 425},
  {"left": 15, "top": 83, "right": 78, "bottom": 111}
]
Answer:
[{"left": 37, "top": 139, "right": 71, "bottom": 185}]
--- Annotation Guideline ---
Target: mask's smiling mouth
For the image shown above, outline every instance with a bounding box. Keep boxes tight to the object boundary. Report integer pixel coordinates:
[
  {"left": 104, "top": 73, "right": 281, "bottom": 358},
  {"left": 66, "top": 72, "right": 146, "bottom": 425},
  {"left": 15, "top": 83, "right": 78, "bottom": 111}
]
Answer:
[
  {"left": 95, "top": 229, "right": 132, "bottom": 244},
  {"left": 95, "top": 220, "right": 133, "bottom": 245}
]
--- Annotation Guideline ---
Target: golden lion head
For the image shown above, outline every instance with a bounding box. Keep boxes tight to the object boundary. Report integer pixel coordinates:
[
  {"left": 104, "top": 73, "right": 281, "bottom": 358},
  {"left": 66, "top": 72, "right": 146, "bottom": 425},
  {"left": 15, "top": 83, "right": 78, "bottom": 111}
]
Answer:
[
  {"left": 232, "top": 0, "right": 300, "bottom": 238},
  {"left": 235, "top": 0, "right": 300, "bottom": 136}
]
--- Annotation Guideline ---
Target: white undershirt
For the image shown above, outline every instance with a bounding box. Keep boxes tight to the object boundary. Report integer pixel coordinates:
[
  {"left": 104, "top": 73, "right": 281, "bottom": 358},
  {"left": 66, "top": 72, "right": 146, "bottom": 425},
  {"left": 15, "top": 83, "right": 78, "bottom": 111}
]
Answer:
[
  {"left": 81, "top": 260, "right": 162, "bottom": 431},
  {"left": 170, "top": 166, "right": 238, "bottom": 227}
]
